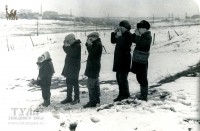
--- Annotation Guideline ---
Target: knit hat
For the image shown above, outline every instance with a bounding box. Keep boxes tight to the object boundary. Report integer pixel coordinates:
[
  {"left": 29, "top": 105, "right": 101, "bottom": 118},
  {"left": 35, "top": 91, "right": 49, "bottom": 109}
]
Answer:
[
  {"left": 42, "top": 51, "right": 51, "bottom": 60},
  {"left": 65, "top": 33, "right": 75, "bottom": 42},
  {"left": 137, "top": 20, "right": 151, "bottom": 30},
  {"left": 87, "top": 32, "right": 99, "bottom": 38},
  {"left": 119, "top": 20, "right": 131, "bottom": 30},
  {"left": 37, "top": 56, "right": 44, "bottom": 64}
]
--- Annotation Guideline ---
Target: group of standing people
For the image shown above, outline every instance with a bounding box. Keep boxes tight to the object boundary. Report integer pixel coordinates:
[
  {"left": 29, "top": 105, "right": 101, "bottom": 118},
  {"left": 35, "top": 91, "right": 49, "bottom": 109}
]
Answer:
[
  {"left": 33, "top": 19, "right": 152, "bottom": 108},
  {"left": 111, "top": 20, "right": 152, "bottom": 102},
  {"left": 61, "top": 32, "right": 102, "bottom": 108}
]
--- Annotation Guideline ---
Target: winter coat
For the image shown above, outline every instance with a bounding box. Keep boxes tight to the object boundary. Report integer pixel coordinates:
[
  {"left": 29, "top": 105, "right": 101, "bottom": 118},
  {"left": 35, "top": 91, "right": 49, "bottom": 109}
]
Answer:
[
  {"left": 131, "top": 31, "right": 152, "bottom": 75},
  {"left": 61, "top": 39, "right": 81, "bottom": 79},
  {"left": 37, "top": 58, "right": 54, "bottom": 87},
  {"left": 42, "top": 51, "right": 55, "bottom": 74},
  {"left": 111, "top": 31, "right": 132, "bottom": 73},
  {"left": 84, "top": 38, "right": 102, "bottom": 78}
]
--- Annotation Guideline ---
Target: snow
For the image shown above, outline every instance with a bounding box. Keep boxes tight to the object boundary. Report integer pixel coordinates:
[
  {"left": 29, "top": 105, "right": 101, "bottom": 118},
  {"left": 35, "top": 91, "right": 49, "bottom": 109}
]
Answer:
[{"left": 0, "top": 20, "right": 199, "bottom": 131}]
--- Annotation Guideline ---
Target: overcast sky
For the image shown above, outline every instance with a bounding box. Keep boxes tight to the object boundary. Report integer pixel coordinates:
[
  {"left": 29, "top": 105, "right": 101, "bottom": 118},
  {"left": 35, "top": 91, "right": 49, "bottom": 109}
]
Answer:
[{"left": 0, "top": 0, "right": 199, "bottom": 18}]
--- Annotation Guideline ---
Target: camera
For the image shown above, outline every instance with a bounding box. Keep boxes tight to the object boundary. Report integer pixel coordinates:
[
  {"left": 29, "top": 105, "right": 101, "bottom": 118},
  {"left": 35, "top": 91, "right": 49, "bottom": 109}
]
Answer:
[
  {"left": 137, "top": 23, "right": 143, "bottom": 29},
  {"left": 115, "top": 27, "right": 122, "bottom": 33}
]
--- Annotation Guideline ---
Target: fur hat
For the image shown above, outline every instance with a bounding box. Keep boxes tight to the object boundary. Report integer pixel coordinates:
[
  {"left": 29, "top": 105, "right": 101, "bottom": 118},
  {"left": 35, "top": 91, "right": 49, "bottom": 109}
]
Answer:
[
  {"left": 137, "top": 20, "right": 151, "bottom": 30},
  {"left": 119, "top": 20, "right": 131, "bottom": 30},
  {"left": 87, "top": 32, "right": 99, "bottom": 38},
  {"left": 65, "top": 33, "right": 75, "bottom": 41}
]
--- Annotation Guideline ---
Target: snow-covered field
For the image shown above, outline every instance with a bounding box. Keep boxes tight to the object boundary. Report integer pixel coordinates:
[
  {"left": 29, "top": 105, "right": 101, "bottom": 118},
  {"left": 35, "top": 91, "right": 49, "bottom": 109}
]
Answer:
[
  {"left": 0, "top": 19, "right": 111, "bottom": 36},
  {"left": 0, "top": 20, "right": 199, "bottom": 131}
]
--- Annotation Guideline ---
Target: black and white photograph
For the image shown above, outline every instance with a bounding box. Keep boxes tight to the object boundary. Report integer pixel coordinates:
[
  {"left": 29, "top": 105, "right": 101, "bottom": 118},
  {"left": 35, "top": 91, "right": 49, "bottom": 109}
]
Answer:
[{"left": 0, "top": 0, "right": 200, "bottom": 130}]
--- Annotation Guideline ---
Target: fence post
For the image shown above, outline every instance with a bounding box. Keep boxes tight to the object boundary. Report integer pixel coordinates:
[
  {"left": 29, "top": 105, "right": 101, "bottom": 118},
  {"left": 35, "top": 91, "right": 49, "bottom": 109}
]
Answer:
[
  {"left": 153, "top": 33, "right": 155, "bottom": 45},
  {"left": 30, "top": 36, "right": 34, "bottom": 47},
  {"left": 6, "top": 37, "right": 9, "bottom": 51},
  {"left": 174, "top": 30, "right": 179, "bottom": 36},
  {"left": 168, "top": 31, "right": 171, "bottom": 40},
  {"left": 49, "top": 38, "right": 52, "bottom": 44},
  {"left": 102, "top": 45, "right": 107, "bottom": 53}
]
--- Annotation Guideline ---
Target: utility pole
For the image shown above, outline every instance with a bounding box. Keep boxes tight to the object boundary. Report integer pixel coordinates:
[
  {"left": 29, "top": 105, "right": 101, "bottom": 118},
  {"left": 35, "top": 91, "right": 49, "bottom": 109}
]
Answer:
[
  {"left": 198, "top": 7, "right": 200, "bottom": 25},
  {"left": 73, "top": 18, "right": 76, "bottom": 33},
  {"left": 185, "top": 12, "right": 187, "bottom": 19},
  {"left": 37, "top": 18, "right": 39, "bottom": 36},
  {"left": 70, "top": 8, "right": 72, "bottom": 17},
  {"left": 96, "top": 22, "right": 97, "bottom": 31},
  {"left": 40, "top": 4, "right": 43, "bottom": 17},
  {"left": 107, "top": 14, "right": 110, "bottom": 23},
  {"left": 153, "top": 14, "right": 154, "bottom": 24}
]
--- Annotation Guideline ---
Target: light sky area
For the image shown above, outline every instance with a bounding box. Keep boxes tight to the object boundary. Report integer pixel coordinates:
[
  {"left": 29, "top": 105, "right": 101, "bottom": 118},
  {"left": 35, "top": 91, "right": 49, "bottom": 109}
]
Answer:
[{"left": 0, "top": 0, "right": 199, "bottom": 18}]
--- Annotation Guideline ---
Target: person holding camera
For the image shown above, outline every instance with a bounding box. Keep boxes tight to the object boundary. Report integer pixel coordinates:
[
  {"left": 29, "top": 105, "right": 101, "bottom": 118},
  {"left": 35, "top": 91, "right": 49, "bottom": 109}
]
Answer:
[
  {"left": 111, "top": 20, "right": 132, "bottom": 102},
  {"left": 61, "top": 33, "right": 81, "bottom": 105},
  {"left": 83, "top": 32, "right": 103, "bottom": 108},
  {"left": 131, "top": 20, "right": 152, "bottom": 101}
]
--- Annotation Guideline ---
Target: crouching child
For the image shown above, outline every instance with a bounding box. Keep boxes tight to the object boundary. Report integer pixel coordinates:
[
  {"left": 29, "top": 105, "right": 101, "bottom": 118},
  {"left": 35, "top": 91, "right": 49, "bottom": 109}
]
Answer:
[{"left": 35, "top": 51, "right": 55, "bottom": 107}]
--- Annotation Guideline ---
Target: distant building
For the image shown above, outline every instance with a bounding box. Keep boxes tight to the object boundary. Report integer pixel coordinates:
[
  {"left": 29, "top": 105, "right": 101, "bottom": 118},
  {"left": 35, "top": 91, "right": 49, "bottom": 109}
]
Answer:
[
  {"left": 191, "top": 15, "right": 199, "bottom": 19},
  {"left": 0, "top": 11, "right": 6, "bottom": 19},
  {"left": 17, "top": 9, "right": 40, "bottom": 19},
  {"left": 175, "top": 17, "right": 180, "bottom": 21},
  {"left": 58, "top": 14, "right": 74, "bottom": 21},
  {"left": 161, "top": 18, "right": 170, "bottom": 22},
  {"left": 19, "top": 9, "right": 32, "bottom": 14},
  {"left": 42, "top": 11, "right": 59, "bottom": 19}
]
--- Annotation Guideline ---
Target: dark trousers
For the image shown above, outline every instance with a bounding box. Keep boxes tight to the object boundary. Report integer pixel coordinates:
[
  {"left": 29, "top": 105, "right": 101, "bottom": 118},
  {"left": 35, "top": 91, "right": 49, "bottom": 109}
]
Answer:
[
  {"left": 136, "top": 74, "right": 148, "bottom": 97},
  {"left": 41, "top": 86, "right": 51, "bottom": 100},
  {"left": 66, "top": 78, "right": 80, "bottom": 100},
  {"left": 87, "top": 77, "right": 100, "bottom": 104},
  {"left": 116, "top": 72, "right": 130, "bottom": 97},
  {"left": 136, "top": 74, "right": 148, "bottom": 87}
]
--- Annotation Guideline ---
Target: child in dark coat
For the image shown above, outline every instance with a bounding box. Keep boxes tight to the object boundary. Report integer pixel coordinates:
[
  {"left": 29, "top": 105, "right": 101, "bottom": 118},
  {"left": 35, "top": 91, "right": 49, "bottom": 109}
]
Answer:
[
  {"left": 83, "top": 32, "right": 103, "bottom": 108},
  {"left": 33, "top": 51, "right": 55, "bottom": 107},
  {"left": 61, "top": 33, "right": 81, "bottom": 105}
]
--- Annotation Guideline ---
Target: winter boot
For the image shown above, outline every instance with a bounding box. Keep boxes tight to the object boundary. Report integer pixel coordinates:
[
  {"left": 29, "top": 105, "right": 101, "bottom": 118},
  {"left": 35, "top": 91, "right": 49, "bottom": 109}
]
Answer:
[
  {"left": 71, "top": 99, "right": 80, "bottom": 105},
  {"left": 114, "top": 84, "right": 123, "bottom": 102},
  {"left": 71, "top": 84, "right": 80, "bottom": 105},
  {"left": 71, "top": 98, "right": 80, "bottom": 105},
  {"left": 124, "top": 79, "right": 130, "bottom": 98},
  {"left": 114, "top": 95, "right": 128, "bottom": 102},
  {"left": 90, "top": 87, "right": 98, "bottom": 105},
  {"left": 61, "top": 85, "right": 73, "bottom": 104},
  {"left": 42, "top": 99, "right": 50, "bottom": 107},
  {"left": 114, "top": 85, "right": 130, "bottom": 102},
  {"left": 83, "top": 87, "right": 97, "bottom": 108},
  {"left": 114, "top": 87, "right": 130, "bottom": 102},
  {"left": 94, "top": 84, "right": 100, "bottom": 104},
  {"left": 139, "top": 86, "right": 148, "bottom": 101},
  {"left": 83, "top": 102, "right": 96, "bottom": 108},
  {"left": 61, "top": 98, "right": 72, "bottom": 104},
  {"left": 114, "top": 95, "right": 122, "bottom": 102}
]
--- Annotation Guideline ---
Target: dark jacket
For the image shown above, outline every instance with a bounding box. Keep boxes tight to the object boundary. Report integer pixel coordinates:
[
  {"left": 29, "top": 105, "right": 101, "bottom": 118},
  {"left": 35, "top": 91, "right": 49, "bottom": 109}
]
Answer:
[
  {"left": 37, "top": 58, "right": 54, "bottom": 87},
  {"left": 61, "top": 39, "right": 81, "bottom": 79},
  {"left": 84, "top": 38, "right": 102, "bottom": 78},
  {"left": 131, "top": 31, "right": 152, "bottom": 75},
  {"left": 111, "top": 31, "right": 132, "bottom": 72}
]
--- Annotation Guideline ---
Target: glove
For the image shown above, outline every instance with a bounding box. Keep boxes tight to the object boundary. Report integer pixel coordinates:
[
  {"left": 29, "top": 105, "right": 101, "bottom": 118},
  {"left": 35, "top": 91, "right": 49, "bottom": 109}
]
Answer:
[
  {"left": 28, "top": 79, "right": 37, "bottom": 86},
  {"left": 31, "top": 79, "right": 37, "bottom": 85}
]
